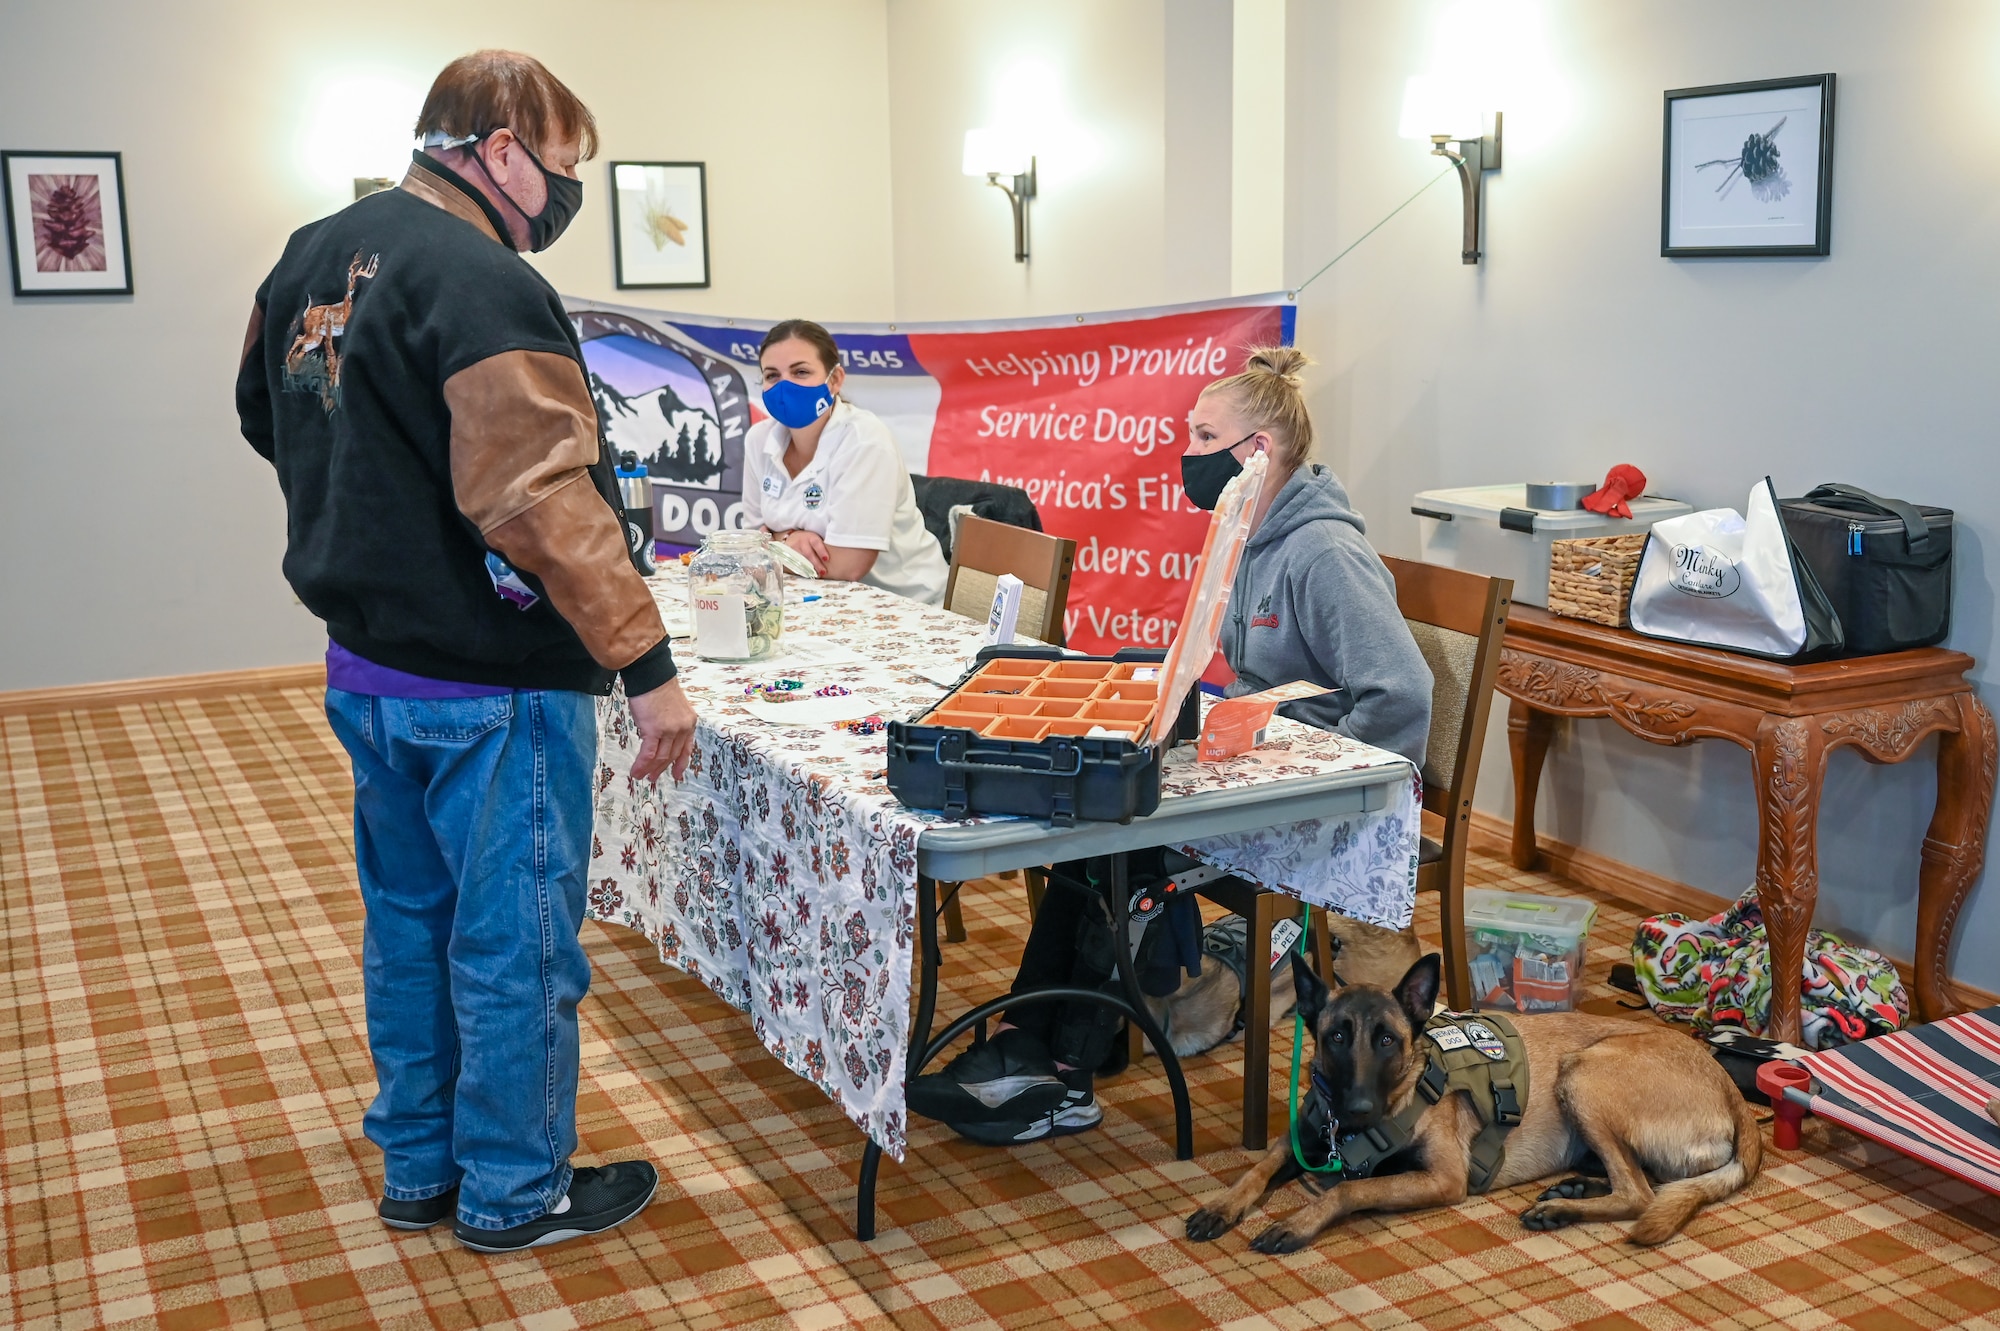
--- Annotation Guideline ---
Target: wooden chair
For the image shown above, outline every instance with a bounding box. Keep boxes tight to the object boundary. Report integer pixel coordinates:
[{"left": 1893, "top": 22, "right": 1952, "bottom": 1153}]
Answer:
[
  {"left": 1379, "top": 555, "right": 1514, "bottom": 1012},
  {"left": 937, "top": 516, "right": 1077, "bottom": 943},
  {"left": 941, "top": 514, "right": 1076, "bottom": 648}
]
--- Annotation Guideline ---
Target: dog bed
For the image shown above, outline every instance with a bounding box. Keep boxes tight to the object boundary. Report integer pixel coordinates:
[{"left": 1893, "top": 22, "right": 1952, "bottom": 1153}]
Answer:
[{"left": 1788, "top": 1006, "right": 2000, "bottom": 1197}]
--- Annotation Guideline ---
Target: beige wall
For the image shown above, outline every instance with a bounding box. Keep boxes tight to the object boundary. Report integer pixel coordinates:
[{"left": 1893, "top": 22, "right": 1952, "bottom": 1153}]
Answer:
[
  {"left": 883, "top": 0, "right": 1175, "bottom": 322},
  {"left": 0, "top": 0, "right": 896, "bottom": 690},
  {"left": 1284, "top": 0, "right": 2000, "bottom": 993}
]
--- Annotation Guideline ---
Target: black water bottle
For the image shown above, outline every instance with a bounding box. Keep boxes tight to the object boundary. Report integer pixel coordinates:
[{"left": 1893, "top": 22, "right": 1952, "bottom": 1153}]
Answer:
[{"left": 615, "top": 450, "right": 656, "bottom": 574}]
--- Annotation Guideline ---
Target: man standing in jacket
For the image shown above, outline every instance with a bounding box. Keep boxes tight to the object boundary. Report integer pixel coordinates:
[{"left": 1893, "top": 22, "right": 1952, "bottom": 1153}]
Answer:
[{"left": 237, "top": 51, "right": 693, "bottom": 1252}]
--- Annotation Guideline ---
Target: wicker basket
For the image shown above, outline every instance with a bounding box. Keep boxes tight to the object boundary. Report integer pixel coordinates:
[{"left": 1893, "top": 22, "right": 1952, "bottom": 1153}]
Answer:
[{"left": 1547, "top": 533, "right": 1648, "bottom": 627}]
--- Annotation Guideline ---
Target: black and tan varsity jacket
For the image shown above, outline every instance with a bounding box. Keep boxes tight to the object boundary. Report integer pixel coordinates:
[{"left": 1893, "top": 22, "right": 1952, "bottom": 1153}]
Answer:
[{"left": 235, "top": 155, "right": 675, "bottom": 696}]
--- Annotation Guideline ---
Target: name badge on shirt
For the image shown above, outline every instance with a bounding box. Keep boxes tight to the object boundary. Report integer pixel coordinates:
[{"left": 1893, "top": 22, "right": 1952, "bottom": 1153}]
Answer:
[{"left": 761, "top": 473, "right": 784, "bottom": 498}]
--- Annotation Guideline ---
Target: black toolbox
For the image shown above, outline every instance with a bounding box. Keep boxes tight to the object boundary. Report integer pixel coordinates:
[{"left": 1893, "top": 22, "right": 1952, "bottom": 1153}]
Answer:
[{"left": 886, "top": 645, "right": 1202, "bottom": 826}]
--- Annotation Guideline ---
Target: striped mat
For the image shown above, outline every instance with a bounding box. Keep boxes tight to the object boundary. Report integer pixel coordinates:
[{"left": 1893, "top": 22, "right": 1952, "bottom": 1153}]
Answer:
[{"left": 1798, "top": 1008, "right": 2000, "bottom": 1196}]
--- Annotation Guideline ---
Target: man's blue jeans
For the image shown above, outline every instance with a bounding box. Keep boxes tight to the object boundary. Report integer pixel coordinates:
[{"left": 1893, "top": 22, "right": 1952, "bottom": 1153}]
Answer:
[{"left": 325, "top": 687, "right": 598, "bottom": 1231}]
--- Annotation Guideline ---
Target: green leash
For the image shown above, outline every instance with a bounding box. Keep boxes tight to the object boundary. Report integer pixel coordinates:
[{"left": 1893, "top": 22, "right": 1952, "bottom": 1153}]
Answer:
[{"left": 1286, "top": 924, "right": 1344, "bottom": 1175}]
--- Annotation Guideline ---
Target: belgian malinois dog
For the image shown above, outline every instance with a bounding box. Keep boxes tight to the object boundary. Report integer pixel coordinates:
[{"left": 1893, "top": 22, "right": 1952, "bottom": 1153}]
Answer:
[{"left": 1186, "top": 953, "right": 1761, "bottom": 1253}]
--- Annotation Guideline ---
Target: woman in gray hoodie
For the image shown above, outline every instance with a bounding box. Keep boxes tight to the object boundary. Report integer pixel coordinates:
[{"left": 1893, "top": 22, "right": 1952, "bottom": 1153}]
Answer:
[
  {"left": 1181, "top": 345, "right": 1432, "bottom": 766},
  {"left": 907, "top": 346, "right": 1432, "bottom": 1146}
]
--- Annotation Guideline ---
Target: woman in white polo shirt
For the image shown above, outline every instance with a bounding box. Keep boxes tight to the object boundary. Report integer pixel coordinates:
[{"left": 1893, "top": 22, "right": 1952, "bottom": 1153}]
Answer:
[{"left": 742, "top": 320, "right": 948, "bottom": 606}]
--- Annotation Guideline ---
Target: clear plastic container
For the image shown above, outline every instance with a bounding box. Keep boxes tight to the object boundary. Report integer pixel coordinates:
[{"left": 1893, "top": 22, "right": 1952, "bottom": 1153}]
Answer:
[
  {"left": 687, "top": 531, "right": 784, "bottom": 661},
  {"left": 1462, "top": 888, "right": 1598, "bottom": 1012}
]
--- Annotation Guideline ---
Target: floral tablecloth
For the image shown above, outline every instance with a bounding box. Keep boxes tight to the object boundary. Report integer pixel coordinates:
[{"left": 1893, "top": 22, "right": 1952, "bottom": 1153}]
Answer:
[{"left": 588, "top": 570, "right": 1417, "bottom": 1158}]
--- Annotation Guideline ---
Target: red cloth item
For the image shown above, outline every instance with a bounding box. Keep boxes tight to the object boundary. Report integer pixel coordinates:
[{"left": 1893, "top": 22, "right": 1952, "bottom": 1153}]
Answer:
[{"left": 1581, "top": 464, "right": 1647, "bottom": 519}]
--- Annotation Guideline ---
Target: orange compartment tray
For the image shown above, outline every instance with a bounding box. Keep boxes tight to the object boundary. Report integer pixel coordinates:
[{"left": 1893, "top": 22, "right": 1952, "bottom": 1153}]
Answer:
[
  {"left": 1042, "top": 717, "right": 1140, "bottom": 740},
  {"left": 1024, "top": 679, "right": 1098, "bottom": 700},
  {"left": 926, "top": 710, "right": 993, "bottom": 731},
  {"left": 943, "top": 695, "right": 1006, "bottom": 714},
  {"left": 983, "top": 715, "right": 1052, "bottom": 741},
  {"left": 974, "top": 658, "right": 1048, "bottom": 679},
  {"left": 929, "top": 656, "right": 1162, "bottom": 743}
]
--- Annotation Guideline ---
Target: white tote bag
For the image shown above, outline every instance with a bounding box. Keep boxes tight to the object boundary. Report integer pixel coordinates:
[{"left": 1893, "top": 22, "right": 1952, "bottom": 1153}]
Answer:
[{"left": 1629, "top": 478, "right": 1842, "bottom": 660}]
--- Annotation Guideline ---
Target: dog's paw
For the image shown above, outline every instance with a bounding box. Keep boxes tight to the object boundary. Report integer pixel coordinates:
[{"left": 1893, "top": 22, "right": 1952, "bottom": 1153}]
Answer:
[
  {"left": 1185, "top": 1206, "right": 1239, "bottom": 1242},
  {"left": 1538, "top": 1176, "right": 1611, "bottom": 1202},
  {"left": 1248, "top": 1222, "right": 1313, "bottom": 1255},
  {"left": 1520, "top": 1200, "right": 1579, "bottom": 1231}
]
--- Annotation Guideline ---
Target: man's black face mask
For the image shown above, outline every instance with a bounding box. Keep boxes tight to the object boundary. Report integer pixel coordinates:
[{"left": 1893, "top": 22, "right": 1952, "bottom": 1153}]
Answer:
[{"left": 463, "top": 132, "right": 582, "bottom": 252}]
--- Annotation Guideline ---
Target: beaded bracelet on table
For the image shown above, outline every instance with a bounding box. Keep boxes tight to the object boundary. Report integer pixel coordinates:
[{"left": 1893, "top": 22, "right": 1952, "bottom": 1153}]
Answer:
[{"left": 743, "top": 681, "right": 854, "bottom": 703}]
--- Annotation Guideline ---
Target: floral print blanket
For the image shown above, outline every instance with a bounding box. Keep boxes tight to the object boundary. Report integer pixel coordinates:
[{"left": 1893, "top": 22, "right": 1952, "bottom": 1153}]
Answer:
[
  {"left": 1631, "top": 887, "right": 1909, "bottom": 1050},
  {"left": 589, "top": 572, "right": 1417, "bottom": 1158}
]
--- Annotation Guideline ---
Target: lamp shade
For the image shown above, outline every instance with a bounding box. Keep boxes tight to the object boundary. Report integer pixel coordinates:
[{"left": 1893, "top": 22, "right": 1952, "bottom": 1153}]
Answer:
[
  {"left": 962, "top": 128, "right": 1028, "bottom": 177},
  {"left": 1397, "top": 76, "right": 1485, "bottom": 142}
]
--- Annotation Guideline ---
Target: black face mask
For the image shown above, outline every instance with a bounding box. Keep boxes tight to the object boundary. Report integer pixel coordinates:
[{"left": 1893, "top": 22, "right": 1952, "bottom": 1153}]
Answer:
[
  {"left": 1180, "top": 434, "right": 1258, "bottom": 510},
  {"left": 468, "top": 133, "right": 582, "bottom": 252}
]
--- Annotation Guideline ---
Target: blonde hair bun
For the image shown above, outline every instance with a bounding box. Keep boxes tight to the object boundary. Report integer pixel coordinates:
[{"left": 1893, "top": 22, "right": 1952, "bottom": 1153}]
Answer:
[
  {"left": 1202, "top": 343, "right": 1316, "bottom": 468},
  {"left": 1244, "top": 344, "right": 1311, "bottom": 384}
]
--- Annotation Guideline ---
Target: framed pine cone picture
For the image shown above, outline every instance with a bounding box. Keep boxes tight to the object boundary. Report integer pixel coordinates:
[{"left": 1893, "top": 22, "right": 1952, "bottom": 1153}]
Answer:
[
  {"left": 4, "top": 150, "right": 133, "bottom": 296},
  {"left": 1662, "top": 74, "right": 1835, "bottom": 258}
]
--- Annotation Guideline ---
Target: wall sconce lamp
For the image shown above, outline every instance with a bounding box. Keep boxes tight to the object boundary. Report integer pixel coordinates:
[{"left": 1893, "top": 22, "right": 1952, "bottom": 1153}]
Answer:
[
  {"left": 962, "top": 129, "right": 1036, "bottom": 263},
  {"left": 1429, "top": 113, "right": 1502, "bottom": 264}
]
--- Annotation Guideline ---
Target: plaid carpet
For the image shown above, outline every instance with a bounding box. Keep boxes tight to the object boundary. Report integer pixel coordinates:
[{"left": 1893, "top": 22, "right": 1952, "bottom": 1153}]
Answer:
[{"left": 5, "top": 687, "right": 2000, "bottom": 1330}]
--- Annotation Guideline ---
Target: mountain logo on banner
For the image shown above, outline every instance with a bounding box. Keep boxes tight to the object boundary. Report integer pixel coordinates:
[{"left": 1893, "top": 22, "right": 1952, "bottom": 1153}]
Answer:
[
  {"left": 588, "top": 369, "right": 724, "bottom": 489},
  {"left": 571, "top": 314, "right": 754, "bottom": 546}
]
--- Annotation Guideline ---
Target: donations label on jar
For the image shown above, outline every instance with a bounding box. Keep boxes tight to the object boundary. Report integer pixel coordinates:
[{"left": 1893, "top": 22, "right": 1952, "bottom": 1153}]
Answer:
[{"left": 692, "top": 591, "right": 752, "bottom": 660}]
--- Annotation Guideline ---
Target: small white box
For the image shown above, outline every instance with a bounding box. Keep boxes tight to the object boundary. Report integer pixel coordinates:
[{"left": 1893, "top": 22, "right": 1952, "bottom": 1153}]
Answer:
[
  {"left": 985, "top": 573, "right": 1024, "bottom": 645},
  {"left": 1411, "top": 484, "right": 1694, "bottom": 607}
]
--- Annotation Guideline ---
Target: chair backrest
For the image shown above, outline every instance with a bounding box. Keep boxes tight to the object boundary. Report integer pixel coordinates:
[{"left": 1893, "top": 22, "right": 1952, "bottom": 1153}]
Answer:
[
  {"left": 1379, "top": 556, "right": 1513, "bottom": 821},
  {"left": 909, "top": 474, "right": 1042, "bottom": 561},
  {"left": 943, "top": 514, "right": 1077, "bottom": 645}
]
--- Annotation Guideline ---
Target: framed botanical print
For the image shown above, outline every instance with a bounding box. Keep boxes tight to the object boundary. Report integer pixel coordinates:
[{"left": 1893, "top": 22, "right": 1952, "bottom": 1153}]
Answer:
[
  {"left": 1662, "top": 75, "right": 1835, "bottom": 258},
  {"left": 3, "top": 150, "right": 134, "bottom": 295},
  {"left": 610, "top": 161, "right": 710, "bottom": 289}
]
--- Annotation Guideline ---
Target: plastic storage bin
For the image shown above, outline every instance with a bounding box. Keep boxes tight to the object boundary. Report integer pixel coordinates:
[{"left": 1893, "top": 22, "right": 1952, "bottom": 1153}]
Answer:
[
  {"left": 1412, "top": 484, "right": 1693, "bottom": 607},
  {"left": 1462, "top": 888, "right": 1598, "bottom": 1012}
]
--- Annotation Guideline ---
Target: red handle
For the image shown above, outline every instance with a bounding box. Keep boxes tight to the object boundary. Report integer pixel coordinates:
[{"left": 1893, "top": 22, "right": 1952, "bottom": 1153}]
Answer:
[{"left": 1757, "top": 1062, "right": 1812, "bottom": 1149}]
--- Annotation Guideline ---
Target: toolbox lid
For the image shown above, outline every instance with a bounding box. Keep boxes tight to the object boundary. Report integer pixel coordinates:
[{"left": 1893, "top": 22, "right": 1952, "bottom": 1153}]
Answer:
[
  {"left": 1463, "top": 887, "right": 1598, "bottom": 942},
  {"left": 1412, "top": 484, "right": 1691, "bottom": 532}
]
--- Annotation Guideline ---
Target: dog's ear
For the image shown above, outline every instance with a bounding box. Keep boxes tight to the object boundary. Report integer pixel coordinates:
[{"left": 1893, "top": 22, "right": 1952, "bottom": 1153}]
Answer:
[
  {"left": 1291, "top": 949, "right": 1330, "bottom": 1026},
  {"left": 1392, "top": 953, "right": 1443, "bottom": 1031}
]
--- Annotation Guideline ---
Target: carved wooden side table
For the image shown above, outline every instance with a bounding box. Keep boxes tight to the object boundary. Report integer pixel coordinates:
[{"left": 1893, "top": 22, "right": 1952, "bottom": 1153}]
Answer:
[{"left": 1495, "top": 604, "right": 1994, "bottom": 1043}]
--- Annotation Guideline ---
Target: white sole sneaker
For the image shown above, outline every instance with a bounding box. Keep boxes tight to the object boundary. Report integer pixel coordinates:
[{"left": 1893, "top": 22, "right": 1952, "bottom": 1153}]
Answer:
[{"left": 952, "top": 1091, "right": 1103, "bottom": 1145}]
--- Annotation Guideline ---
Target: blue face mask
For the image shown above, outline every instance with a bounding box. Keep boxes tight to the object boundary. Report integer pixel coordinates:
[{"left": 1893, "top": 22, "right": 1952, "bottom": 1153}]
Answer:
[{"left": 761, "top": 378, "right": 836, "bottom": 430}]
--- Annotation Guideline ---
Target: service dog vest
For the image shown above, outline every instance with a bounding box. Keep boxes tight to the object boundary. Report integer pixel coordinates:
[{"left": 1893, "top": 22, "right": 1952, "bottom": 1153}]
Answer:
[{"left": 1316, "top": 1012, "right": 1528, "bottom": 1194}]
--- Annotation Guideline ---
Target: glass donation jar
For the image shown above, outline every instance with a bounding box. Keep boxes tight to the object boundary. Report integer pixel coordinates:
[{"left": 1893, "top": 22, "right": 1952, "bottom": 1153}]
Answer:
[{"left": 687, "top": 530, "right": 784, "bottom": 661}]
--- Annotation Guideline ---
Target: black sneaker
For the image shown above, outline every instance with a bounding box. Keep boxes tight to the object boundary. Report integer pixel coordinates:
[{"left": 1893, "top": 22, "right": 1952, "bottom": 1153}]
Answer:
[
  {"left": 906, "top": 1028, "right": 1069, "bottom": 1125},
  {"left": 379, "top": 1186, "right": 458, "bottom": 1231},
  {"left": 952, "top": 1070, "right": 1103, "bottom": 1145},
  {"left": 452, "top": 1161, "right": 658, "bottom": 1253}
]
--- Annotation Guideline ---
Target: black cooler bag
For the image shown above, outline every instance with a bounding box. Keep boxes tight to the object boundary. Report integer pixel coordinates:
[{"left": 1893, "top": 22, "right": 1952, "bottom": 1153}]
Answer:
[{"left": 1780, "top": 484, "right": 1953, "bottom": 656}]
